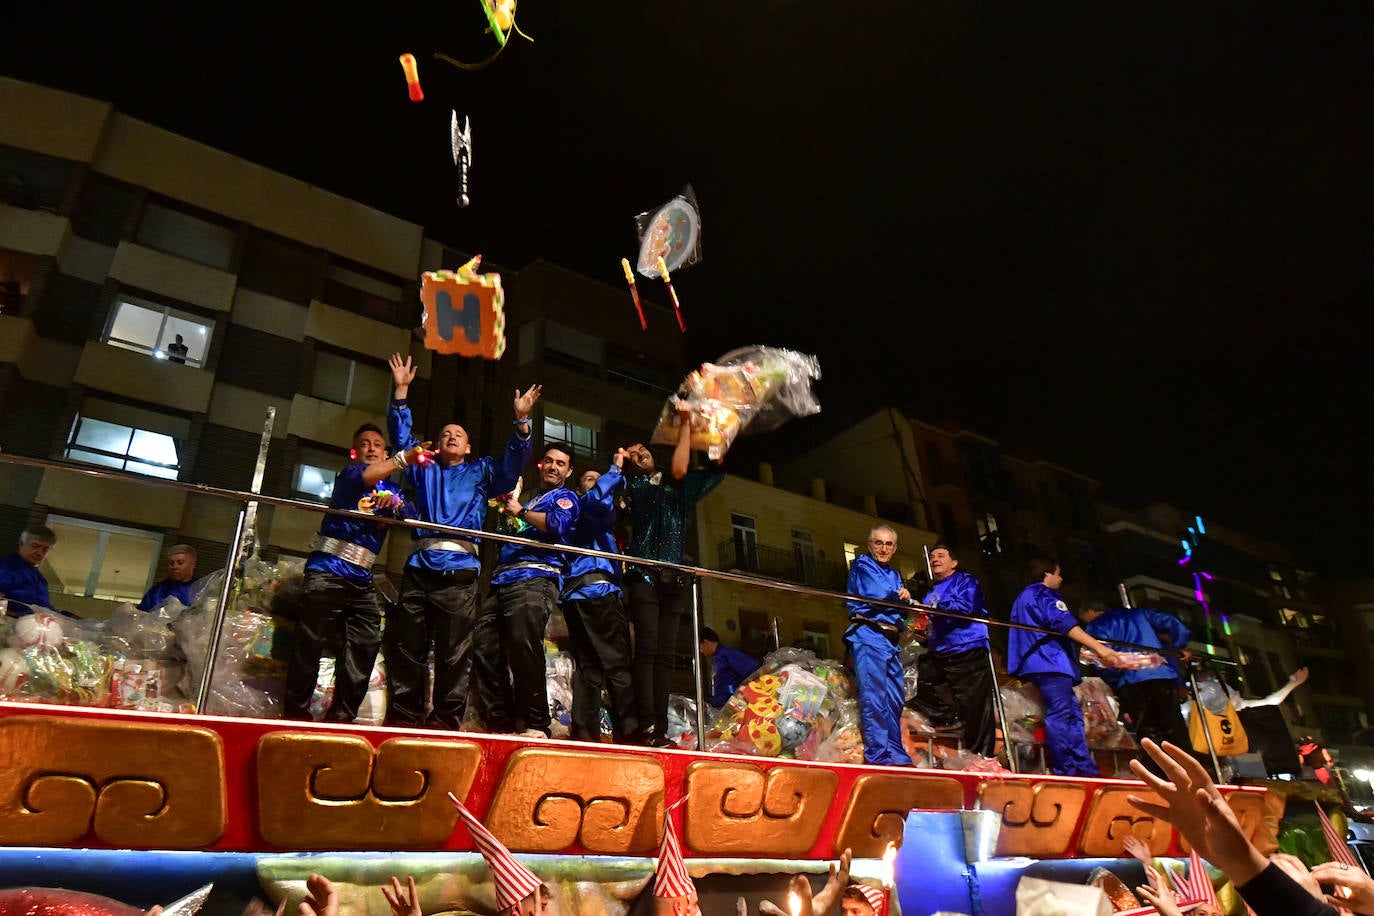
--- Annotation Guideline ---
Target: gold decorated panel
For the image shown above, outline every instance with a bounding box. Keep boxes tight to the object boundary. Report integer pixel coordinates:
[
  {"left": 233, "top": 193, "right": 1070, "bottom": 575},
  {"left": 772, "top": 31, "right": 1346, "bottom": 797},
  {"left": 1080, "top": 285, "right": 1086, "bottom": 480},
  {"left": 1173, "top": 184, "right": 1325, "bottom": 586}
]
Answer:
[
  {"left": 484, "top": 748, "right": 664, "bottom": 855},
  {"left": 978, "top": 781, "right": 1090, "bottom": 857},
  {"left": 834, "top": 774, "right": 966, "bottom": 857},
  {"left": 683, "top": 761, "right": 837, "bottom": 857},
  {"left": 0, "top": 716, "right": 225, "bottom": 848},
  {"left": 1077, "top": 786, "right": 1172, "bottom": 856},
  {"left": 256, "top": 734, "right": 482, "bottom": 849}
]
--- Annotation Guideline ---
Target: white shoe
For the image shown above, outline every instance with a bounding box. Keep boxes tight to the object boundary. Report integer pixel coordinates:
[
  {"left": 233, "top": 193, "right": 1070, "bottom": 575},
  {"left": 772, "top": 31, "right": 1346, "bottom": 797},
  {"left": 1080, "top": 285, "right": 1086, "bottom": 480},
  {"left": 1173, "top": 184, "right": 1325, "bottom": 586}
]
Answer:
[{"left": 521, "top": 728, "right": 548, "bottom": 739}]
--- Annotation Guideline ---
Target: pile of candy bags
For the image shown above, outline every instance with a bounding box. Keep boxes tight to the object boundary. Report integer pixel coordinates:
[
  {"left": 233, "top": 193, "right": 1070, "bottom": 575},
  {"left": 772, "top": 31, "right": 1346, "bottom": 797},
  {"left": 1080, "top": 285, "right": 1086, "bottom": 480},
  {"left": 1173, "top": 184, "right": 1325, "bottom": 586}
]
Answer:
[
  {"left": 998, "top": 675, "right": 1137, "bottom": 773},
  {"left": 703, "top": 647, "right": 856, "bottom": 760},
  {"left": 651, "top": 346, "right": 822, "bottom": 459}
]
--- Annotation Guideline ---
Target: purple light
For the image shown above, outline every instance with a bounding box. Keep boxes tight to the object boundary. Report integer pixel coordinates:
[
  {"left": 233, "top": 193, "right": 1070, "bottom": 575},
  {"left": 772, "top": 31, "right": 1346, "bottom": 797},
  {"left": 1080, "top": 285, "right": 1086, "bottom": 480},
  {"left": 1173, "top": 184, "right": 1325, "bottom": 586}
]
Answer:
[
  {"left": 1200, "top": 571, "right": 1213, "bottom": 580},
  {"left": 1178, "top": 556, "right": 1191, "bottom": 566},
  {"left": 1195, "top": 588, "right": 1206, "bottom": 602}
]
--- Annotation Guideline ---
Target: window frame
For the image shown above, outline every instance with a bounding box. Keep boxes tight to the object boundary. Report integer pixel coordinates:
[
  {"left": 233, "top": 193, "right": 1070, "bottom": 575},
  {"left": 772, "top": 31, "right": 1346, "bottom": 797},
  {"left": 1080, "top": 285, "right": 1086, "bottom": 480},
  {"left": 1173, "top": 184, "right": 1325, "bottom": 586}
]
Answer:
[
  {"left": 102, "top": 295, "right": 214, "bottom": 368},
  {"left": 64, "top": 411, "right": 183, "bottom": 480},
  {"left": 43, "top": 513, "right": 163, "bottom": 601}
]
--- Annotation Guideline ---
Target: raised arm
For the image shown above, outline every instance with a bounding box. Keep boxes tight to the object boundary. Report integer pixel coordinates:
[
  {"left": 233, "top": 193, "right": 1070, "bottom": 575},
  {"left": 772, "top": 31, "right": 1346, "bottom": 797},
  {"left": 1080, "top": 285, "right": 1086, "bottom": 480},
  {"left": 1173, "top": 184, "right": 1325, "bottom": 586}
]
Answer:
[
  {"left": 670, "top": 400, "right": 692, "bottom": 480},
  {"left": 1235, "top": 667, "right": 1308, "bottom": 710},
  {"left": 388, "top": 353, "right": 419, "bottom": 451}
]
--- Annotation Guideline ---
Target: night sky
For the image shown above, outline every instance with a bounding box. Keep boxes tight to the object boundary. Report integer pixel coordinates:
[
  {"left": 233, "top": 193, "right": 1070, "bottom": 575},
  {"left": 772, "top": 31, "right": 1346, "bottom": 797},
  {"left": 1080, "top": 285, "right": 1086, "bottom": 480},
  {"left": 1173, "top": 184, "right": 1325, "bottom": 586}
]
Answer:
[{"left": 5, "top": 5, "right": 1370, "bottom": 572}]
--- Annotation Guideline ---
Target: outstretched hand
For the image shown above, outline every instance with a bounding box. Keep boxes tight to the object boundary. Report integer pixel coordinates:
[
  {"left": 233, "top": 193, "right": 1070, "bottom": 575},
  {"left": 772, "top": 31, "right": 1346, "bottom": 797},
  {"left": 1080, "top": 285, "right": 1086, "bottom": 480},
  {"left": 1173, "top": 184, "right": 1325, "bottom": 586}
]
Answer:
[
  {"left": 382, "top": 875, "right": 421, "bottom": 916},
  {"left": 299, "top": 873, "right": 340, "bottom": 916},
  {"left": 514, "top": 384, "right": 542, "bottom": 419},
  {"left": 812, "top": 847, "right": 852, "bottom": 915},
  {"left": 389, "top": 353, "right": 418, "bottom": 390},
  {"left": 1310, "top": 860, "right": 1374, "bottom": 912},
  {"left": 1122, "top": 834, "right": 1153, "bottom": 868},
  {"left": 1134, "top": 874, "right": 1185, "bottom": 916},
  {"left": 1127, "top": 740, "right": 1267, "bottom": 886}
]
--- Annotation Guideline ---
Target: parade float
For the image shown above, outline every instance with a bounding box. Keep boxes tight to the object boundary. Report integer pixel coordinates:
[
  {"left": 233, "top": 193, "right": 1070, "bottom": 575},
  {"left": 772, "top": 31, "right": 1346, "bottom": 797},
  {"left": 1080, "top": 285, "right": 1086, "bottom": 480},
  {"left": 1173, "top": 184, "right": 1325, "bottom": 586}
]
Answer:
[{"left": 0, "top": 438, "right": 1286, "bottom": 916}]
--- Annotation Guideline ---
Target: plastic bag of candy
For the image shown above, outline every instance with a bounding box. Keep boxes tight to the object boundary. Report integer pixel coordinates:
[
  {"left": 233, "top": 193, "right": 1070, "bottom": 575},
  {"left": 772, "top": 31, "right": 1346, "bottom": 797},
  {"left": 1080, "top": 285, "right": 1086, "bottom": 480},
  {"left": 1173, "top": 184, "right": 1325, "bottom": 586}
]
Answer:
[
  {"left": 1000, "top": 680, "right": 1045, "bottom": 745},
  {"left": 1079, "top": 647, "right": 1164, "bottom": 670},
  {"left": 704, "top": 647, "right": 855, "bottom": 760},
  {"left": 1076, "top": 677, "right": 1135, "bottom": 750},
  {"left": 546, "top": 652, "right": 573, "bottom": 739},
  {"left": 666, "top": 693, "right": 698, "bottom": 749},
  {"left": 814, "top": 698, "right": 866, "bottom": 765},
  {"left": 650, "top": 346, "right": 822, "bottom": 459}
]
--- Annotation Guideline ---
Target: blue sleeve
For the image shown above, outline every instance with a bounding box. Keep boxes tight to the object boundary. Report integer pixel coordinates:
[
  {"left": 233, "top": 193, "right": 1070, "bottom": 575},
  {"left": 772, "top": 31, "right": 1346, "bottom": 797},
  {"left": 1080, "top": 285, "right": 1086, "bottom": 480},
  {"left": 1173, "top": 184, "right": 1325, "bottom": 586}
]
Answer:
[
  {"left": 1145, "top": 608, "right": 1190, "bottom": 648},
  {"left": 582, "top": 466, "right": 624, "bottom": 528},
  {"left": 680, "top": 470, "right": 724, "bottom": 510},
  {"left": 848, "top": 556, "right": 899, "bottom": 602},
  {"left": 946, "top": 575, "right": 988, "bottom": 619},
  {"left": 493, "top": 432, "right": 532, "bottom": 494},
  {"left": 1038, "top": 591, "right": 1079, "bottom": 634},
  {"left": 543, "top": 492, "right": 580, "bottom": 540},
  {"left": 0, "top": 563, "right": 15, "bottom": 597},
  {"left": 389, "top": 399, "right": 417, "bottom": 451}
]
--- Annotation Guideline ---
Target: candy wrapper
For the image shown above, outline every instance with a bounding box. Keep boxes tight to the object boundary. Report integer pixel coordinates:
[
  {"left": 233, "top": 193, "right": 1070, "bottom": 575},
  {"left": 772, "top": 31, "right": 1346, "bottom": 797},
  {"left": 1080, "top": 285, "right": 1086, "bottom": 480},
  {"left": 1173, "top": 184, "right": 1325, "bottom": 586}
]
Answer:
[
  {"left": 634, "top": 185, "right": 703, "bottom": 278},
  {"left": 666, "top": 693, "right": 699, "bottom": 750},
  {"left": 546, "top": 651, "right": 573, "bottom": 739},
  {"left": 651, "top": 346, "right": 822, "bottom": 459},
  {"left": 1079, "top": 647, "right": 1164, "bottom": 670}
]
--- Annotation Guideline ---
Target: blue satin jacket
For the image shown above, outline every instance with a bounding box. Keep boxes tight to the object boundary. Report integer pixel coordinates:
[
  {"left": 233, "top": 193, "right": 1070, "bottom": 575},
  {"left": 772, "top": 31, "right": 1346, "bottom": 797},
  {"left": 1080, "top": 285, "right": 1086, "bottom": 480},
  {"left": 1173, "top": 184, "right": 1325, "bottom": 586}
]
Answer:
[
  {"left": 304, "top": 463, "right": 403, "bottom": 585},
  {"left": 922, "top": 570, "right": 990, "bottom": 654},
  {"left": 1084, "top": 607, "right": 1189, "bottom": 687},
  {"left": 562, "top": 465, "right": 624, "bottom": 602},
  {"left": 1007, "top": 583, "right": 1081, "bottom": 681},
  {"left": 492, "top": 486, "right": 580, "bottom": 586},
  {"left": 846, "top": 554, "right": 906, "bottom": 628}
]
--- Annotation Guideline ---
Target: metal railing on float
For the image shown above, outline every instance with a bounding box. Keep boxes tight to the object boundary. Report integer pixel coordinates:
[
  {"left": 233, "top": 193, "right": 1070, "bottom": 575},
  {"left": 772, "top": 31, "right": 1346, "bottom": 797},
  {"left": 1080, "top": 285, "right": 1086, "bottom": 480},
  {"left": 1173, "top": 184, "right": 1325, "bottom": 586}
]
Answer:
[{"left": 0, "top": 410, "right": 1237, "bottom": 777}]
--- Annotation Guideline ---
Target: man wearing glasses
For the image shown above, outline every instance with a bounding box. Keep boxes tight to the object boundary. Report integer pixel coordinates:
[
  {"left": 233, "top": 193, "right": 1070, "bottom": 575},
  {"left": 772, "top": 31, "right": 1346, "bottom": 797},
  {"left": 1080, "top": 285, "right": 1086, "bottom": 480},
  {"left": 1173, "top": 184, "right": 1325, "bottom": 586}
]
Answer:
[{"left": 844, "top": 525, "right": 913, "bottom": 766}]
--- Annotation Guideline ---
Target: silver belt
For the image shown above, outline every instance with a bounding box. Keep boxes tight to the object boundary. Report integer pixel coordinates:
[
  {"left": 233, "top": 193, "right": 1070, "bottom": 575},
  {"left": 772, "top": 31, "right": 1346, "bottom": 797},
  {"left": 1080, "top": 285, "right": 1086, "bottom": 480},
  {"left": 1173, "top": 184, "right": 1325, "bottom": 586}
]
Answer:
[
  {"left": 310, "top": 535, "right": 378, "bottom": 570},
  {"left": 496, "top": 560, "right": 561, "bottom": 577},
  {"left": 414, "top": 538, "right": 477, "bottom": 555}
]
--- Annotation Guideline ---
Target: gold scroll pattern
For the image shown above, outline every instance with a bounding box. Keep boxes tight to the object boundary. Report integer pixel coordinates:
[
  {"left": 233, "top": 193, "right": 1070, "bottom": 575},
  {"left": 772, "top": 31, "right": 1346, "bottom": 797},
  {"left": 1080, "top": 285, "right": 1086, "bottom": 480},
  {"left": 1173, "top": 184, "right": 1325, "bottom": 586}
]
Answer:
[
  {"left": 0, "top": 715, "right": 226, "bottom": 848},
  {"left": 484, "top": 748, "right": 664, "bottom": 855},
  {"left": 1174, "top": 791, "right": 1272, "bottom": 855},
  {"left": 1078, "top": 786, "right": 1172, "bottom": 856},
  {"left": 834, "top": 774, "right": 967, "bottom": 857},
  {"left": 977, "top": 781, "right": 1091, "bottom": 857},
  {"left": 256, "top": 734, "right": 482, "bottom": 849},
  {"left": 683, "top": 761, "right": 838, "bottom": 857}
]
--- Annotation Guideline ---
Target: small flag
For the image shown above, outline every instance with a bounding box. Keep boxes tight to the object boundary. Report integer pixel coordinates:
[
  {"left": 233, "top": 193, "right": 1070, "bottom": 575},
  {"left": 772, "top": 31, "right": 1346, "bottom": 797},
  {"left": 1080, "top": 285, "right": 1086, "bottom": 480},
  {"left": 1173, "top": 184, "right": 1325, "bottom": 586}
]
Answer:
[{"left": 448, "top": 792, "right": 542, "bottom": 913}]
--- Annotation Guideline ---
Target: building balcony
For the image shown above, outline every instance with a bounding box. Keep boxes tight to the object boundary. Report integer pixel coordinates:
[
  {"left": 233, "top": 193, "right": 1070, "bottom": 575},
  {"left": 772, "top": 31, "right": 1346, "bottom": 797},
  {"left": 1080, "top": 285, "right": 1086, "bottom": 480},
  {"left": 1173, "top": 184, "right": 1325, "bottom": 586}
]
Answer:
[
  {"left": 717, "top": 538, "right": 849, "bottom": 592},
  {"left": 287, "top": 393, "right": 383, "bottom": 448},
  {"left": 108, "top": 242, "right": 237, "bottom": 313},
  {"left": 0, "top": 205, "right": 71, "bottom": 257},
  {"left": 305, "top": 300, "right": 410, "bottom": 361},
  {"left": 35, "top": 467, "right": 187, "bottom": 529},
  {"left": 75, "top": 341, "right": 215, "bottom": 413}
]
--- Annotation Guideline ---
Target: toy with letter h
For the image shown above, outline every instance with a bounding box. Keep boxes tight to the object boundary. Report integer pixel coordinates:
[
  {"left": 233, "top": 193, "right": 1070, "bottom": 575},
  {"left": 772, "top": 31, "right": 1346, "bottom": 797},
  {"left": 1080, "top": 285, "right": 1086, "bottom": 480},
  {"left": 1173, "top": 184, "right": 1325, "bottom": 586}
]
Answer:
[{"left": 420, "top": 255, "right": 506, "bottom": 359}]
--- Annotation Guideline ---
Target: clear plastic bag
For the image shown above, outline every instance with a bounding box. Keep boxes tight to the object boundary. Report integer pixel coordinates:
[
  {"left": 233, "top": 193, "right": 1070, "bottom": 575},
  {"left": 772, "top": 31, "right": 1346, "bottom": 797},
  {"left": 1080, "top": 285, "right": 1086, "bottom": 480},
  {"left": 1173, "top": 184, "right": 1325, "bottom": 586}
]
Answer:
[
  {"left": 634, "top": 184, "right": 703, "bottom": 277},
  {"left": 1000, "top": 680, "right": 1045, "bottom": 744},
  {"left": 650, "top": 346, "right": 823, "bottom": 459},
  {"left": 1076, "top": 676, "right": 1136, "bottom": 750}
]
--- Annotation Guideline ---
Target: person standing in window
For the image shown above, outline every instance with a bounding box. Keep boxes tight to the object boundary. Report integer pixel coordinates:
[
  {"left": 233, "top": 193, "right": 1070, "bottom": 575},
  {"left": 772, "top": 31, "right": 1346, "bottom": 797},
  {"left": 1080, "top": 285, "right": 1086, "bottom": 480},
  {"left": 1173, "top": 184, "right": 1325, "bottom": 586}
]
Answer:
[
  {"left": 621, "top": 402, "right": 723, "bottom": 747},
  {"left": 166, "top": 333, "right": 189, "bottom": 364}
]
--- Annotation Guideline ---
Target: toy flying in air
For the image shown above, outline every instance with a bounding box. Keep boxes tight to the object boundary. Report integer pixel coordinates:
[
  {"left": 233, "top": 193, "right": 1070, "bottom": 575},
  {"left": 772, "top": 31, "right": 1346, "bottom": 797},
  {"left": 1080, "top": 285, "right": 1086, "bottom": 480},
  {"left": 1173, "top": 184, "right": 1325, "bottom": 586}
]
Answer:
[
  {"left": 420, "top": 255, "right": 506, "bottom": 359},
  {"left": 623, "top": 185, "right": 701, "bottom": 332},
  {"left": 451, "top": 111, "right": 473, "bottom": 207},
  {"left": 435, "top": 0, "right": 534, "bottom": 71}
]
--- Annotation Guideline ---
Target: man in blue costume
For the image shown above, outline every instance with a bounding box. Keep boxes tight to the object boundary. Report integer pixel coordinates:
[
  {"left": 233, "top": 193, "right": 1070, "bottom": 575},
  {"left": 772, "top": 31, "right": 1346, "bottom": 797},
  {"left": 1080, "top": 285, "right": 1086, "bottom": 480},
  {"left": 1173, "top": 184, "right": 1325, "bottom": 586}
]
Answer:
[
  {"left": 283, "top": 423, "right": 417, "bottom": 723},
  {"left": 622, "top": 402, "right": 723, "bottom": 747},
  {"left": 560, "top": 450, "right": 638, "bottom": 743},
  {"left": 137, "top": 544, "right": 201, "bottom": 611},
  {"left": 383, "top": 353, "right": 538, "bottom": 729},
  {"left": 845, "top": 524, "right": 913, "bottom": 766},
  {"left": 0, "top": 526, "right": 56, "bottom": 616},
  {"left": 1078, "top": 598, "right": 1191, "bottom": 775},
  {"left": 699, "top": 626, "right": 757, "bottom": 709},
  {"left": 472, "top": 443, "right": 580, "bottom": 737},
  {"left": 1007, "top": 557, "right": 1120, "bottom": 776},
  {"left": 914, "top": 544, "right": 997, "bottom": 756}
]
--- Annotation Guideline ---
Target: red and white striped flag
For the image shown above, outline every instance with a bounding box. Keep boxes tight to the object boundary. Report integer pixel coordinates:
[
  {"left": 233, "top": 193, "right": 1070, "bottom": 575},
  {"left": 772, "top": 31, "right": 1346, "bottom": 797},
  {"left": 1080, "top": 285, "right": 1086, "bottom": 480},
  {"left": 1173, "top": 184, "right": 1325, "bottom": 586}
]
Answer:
[
  {"left": 654, "top": 799, "right": 697, "bottom": 905},
  {"left": 448, "top": 792, "right": 543, "bottom": 914},
  {"left": 1180, "top": 848, "right": 1219, "bottom": 908},
  {"left": 1317, "top": 802, "right": 1362, "bottom": 868},
  {"left": 847, "top": 884, "right": 886, "bottom": 911}
]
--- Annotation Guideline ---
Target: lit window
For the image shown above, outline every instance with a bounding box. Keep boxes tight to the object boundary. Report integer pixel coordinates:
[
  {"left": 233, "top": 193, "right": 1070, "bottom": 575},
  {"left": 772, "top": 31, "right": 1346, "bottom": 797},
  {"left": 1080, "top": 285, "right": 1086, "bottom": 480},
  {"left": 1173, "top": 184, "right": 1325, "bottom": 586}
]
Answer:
[
  {"left": 44, "top": 515, "right": 162, "bottom": 602},
  {"left": 541, "top": 404, "right": 601, "bottom": 459},
  {"left": 976, "top": 511, "right": 1003, "bottom": 557},
  {"left": 104, "top": 297, "right": 213, "bottom": 367},
  {"left": 843, "top": 541, "right": 863, "bottom": 569},
  {"left": 65, "top": 413, "right": 181, "bottom": 480},
  {"left": 309, "top": 351, "right": 390, "bottom": 410},
  {"left": 294, "top": 447, "right": 347, "bottom": 503}
]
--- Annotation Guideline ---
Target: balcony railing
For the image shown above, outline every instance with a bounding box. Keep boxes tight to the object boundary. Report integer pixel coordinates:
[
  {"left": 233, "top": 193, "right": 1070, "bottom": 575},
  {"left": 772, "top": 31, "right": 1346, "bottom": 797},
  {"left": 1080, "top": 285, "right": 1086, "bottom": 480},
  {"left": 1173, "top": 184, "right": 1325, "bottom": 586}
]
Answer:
[{"left": 717, "top": 538, "right": 849, "bottom": 592}]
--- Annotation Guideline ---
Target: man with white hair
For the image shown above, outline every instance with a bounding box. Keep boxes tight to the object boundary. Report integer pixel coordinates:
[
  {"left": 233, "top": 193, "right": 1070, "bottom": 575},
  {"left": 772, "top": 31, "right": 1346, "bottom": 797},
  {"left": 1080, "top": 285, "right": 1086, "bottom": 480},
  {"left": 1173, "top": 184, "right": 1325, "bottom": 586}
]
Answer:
[
  {"left": 0, "top": 526, "right": 56, "bottom": 616},
  {"left": 844, "top": 524, "right": 913, "bottom": 766}
]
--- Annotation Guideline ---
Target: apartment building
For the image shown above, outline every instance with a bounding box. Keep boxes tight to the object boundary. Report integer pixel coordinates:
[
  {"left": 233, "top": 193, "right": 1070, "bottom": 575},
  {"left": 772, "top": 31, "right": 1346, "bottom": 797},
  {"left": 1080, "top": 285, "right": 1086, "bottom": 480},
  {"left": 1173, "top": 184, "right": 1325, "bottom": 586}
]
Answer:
[{"left": 0, "top": 76, "right": 683, "bottom": 618}]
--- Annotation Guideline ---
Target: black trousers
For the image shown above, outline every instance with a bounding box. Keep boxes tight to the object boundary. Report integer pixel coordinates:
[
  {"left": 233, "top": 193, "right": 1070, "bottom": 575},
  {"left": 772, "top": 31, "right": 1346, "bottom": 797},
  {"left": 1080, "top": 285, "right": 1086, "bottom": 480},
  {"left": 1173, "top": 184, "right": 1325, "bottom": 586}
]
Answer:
[
  {"left": 912, "top": 646, "right": 998, "bottom": 756},
  {"left": 472, "top": 576, "right": 557, "bottom": 735},
  {"left": 562, "top": 591, "right": 638, "bottom": 742},
  {"left": 626, "top": 572, "right": 688, "bottom": 741},
  {"left": 1117, "top": 679, "right": 1191, "bottom": 777},
  {"left": 383, "top": 565, "right": 479, "bottom": 729},
  {"left": 283, "top": 571, "right": 382, "bottom": 723}
]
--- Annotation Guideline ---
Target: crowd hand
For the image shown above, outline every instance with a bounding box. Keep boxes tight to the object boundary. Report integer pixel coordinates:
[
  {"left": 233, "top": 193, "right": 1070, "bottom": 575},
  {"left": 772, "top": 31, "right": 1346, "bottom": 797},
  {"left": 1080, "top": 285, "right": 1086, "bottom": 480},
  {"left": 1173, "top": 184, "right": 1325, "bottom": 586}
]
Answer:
[
  {"left": 389, "top": 353, "right": 417, "bottom": 388},
  {"left": 1270, "top": 854, "right": 1325, "bottom": 904},
  {"left": 382, "top": 875, "right": 422, "bottom": 916},
  {"left": 514, "top": 383, "right": 542, "bottom": 418},
  {"left": 299, "top": 873, "right": 340, "bottom": 916},
  {"left": 1311, "top": 861, "right": 1374, "bottom": 913},
  {"left": 812, "top": 847, "right": 853, "bottom": 914},
  {"left": 1127, "top": 740, "right": 1268, "bottom": 886},
  {"left": 1134, "top": 872, "right": 1185, "bottom": 916},
  {"left": 1123, "top": 834, "right": 1153, "bottom": 869},
  {"left": 758, "top": 875, "right": 815, "bottom": 916},
  {"left": 241, "top": 899, "right": 287, "bottom": 916},
  {"left": 1291, "top": 667, "right": 1310, "bottom": 686}
]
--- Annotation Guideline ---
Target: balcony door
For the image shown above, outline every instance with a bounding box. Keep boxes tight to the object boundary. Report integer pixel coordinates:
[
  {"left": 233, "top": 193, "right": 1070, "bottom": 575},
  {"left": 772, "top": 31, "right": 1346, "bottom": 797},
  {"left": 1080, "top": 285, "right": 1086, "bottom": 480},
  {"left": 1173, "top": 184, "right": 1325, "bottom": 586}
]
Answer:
[{"left": 731, "top": 513, "right": 758, "bottom": 571}]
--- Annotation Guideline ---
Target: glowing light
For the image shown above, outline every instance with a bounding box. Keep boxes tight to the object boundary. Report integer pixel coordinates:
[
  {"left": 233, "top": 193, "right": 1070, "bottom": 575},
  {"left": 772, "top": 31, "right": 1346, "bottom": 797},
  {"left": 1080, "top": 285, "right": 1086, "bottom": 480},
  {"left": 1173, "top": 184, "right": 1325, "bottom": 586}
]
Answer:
[
  {"left": 787, "top": 890, "right": 801, "bottom": 916},
  {"left": 1180, "top": 539, "right": 1192, "bottom": 554},
  {"left": 153, "top": 350, "right": 167, "bottom": 360},
  {"left": 1200, "top": 571, "right": 1214, "bottom": 580},
  {"left": 1354, "top": 769, "right": 1370, "bottom": 782},
  {"left": 881, "top": 841, "right": 897, "bottom": 887},
  {"left": 1195, "top": 515, "right": 1206, "bottom": 534},
  {"left": 1222, "top": 616, "right": 1232, "bottom": 636}
]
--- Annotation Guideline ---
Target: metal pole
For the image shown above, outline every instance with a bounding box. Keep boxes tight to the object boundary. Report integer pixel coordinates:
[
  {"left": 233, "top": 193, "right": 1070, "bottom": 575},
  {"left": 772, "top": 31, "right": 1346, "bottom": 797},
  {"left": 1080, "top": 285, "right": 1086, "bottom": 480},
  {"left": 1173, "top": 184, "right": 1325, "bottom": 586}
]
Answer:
[
  {"left": 772, "top": 616, "right": 781, "bottom": 652},
  {"left": 987, "top": 647, "right": 1016, "bottom": 773},
  {"left": 1187, "top": 664, "right": 1223, "bottom": 781},
  {"left": 194, "top": 505, "right": 248, "bottom": 714},
  {"left": 1117, "top": 581, "right": 1133, "bottom": 609},
  {"left": 690, "top": 575, "right": 707, "bottom": 751},
  {"left": 923, "top": 545, "right": 934, "bottom": 581},
  {"left": 194, "top": 408, "right": 274, "bottom": 716}
]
